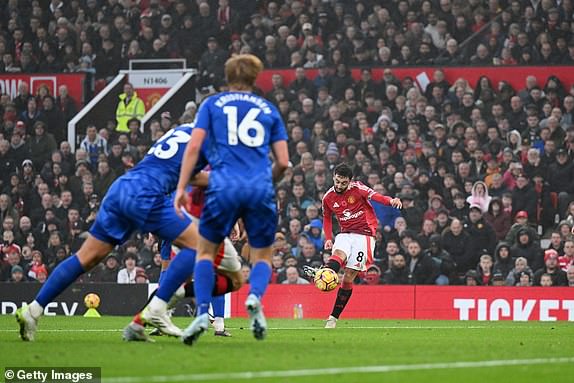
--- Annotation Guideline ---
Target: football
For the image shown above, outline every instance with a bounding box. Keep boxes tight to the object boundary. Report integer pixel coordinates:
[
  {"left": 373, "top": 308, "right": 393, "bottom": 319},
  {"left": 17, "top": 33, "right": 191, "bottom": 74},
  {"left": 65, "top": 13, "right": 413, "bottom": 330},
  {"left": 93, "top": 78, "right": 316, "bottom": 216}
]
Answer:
[
  {"left": 84, "top": 293, "right": 101, "bottom": 309},
  {"left": 313, "top": 268, "right": 339, "bottom": 292}
]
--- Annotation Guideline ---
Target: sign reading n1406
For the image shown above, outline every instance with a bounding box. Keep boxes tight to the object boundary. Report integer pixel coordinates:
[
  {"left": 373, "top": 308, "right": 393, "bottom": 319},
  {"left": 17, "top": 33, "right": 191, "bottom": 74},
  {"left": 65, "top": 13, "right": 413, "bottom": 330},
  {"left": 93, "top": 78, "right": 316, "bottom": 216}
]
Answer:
[
  {"left": 130, "top": 72, "right": 182, "bottom": 89},
  {"left": 144, "top": 77, "right": 168, "bottom": 85}
]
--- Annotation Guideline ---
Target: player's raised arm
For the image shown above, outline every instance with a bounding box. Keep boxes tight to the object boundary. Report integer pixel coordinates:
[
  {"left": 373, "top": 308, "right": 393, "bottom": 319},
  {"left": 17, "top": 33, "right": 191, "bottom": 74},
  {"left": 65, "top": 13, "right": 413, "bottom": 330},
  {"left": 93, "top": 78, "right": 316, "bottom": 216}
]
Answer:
[
  {"left": 357, "top": 182, "right": 402, "bottom": 209},
  {"left": 175, "top": 128, "right": 207, "bottom": 217}
]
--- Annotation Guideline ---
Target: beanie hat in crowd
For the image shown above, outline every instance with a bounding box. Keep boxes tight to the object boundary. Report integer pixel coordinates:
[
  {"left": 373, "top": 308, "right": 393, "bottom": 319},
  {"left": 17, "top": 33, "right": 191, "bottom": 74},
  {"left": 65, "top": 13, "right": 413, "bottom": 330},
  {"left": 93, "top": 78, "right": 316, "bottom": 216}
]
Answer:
[{"left": 326, "top": 143, "right": 339, "bottom": 157}]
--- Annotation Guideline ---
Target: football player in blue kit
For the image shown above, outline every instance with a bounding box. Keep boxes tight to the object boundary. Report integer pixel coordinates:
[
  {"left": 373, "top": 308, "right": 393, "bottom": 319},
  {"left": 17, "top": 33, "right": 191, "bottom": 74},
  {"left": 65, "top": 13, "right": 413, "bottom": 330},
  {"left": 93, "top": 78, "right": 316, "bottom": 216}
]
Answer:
[
  {"left": 16, "top": 124, "right": 214, "bottom": 341},
  {"left": 172, "top": 54, "right": 289, "bottom": 344}
]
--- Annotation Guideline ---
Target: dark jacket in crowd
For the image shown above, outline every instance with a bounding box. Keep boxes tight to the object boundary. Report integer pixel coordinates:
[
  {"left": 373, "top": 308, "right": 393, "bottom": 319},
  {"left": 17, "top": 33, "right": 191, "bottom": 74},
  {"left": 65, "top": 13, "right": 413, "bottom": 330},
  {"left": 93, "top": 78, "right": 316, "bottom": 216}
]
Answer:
[
  {"left": 464, "top": 218, "right": 497, "bottom": 269},
  {"left": 510, "top": 228, "right": 543, "bottom": 271},
  {"left": 493, "top": 242, "right": 514, "bottom": 278},
  {"left": 383, "top": 265, "right": 410, "bottom": 285},
  {"left": 547, "top": 161, "right": 574, "bottom": 193},
  {"left": 485, "top": 211, "right": 512, "bottom": 241},
  {"left": 424, "top": 234, "right": 457, "bottom": 280},
  {"left": 511, "top": 182, "right": 538, "bottom": 221},
  {"left": 532, "top": 267, "right": 568, "bottom": 286},
  {"left": 442, "top": 229, "right": 473, "bottom": 274},
  {"left": 408, "top": 253, "right": 439, "bottom": 285}
]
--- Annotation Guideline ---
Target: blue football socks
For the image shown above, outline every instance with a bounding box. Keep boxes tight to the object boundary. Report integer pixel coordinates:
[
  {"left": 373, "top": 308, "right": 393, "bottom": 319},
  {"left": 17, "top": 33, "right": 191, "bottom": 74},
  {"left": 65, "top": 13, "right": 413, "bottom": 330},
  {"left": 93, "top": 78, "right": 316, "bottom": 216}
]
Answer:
[
  {"left": 155, "top": 248, "right": 196, "bottom": 302},
  {"left": 194, "top": 259, "right": 215, "bottom": 316},
  {"left": 212, "top": 294, "right": 225, "bottom": 318},
  {"left": 36, "top": 255, "right": 85, "bottom": 307},
  {"left": 249, "top": 261, "right": 272, "bottom": 299}
]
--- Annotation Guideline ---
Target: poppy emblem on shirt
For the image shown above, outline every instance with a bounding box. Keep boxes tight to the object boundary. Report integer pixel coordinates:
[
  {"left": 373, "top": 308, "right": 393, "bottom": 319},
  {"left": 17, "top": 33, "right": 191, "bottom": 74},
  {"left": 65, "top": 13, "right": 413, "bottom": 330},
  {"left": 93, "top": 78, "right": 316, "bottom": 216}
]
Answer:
[{"left": 347, "top": 196, "right": 356, "bottom": 204}]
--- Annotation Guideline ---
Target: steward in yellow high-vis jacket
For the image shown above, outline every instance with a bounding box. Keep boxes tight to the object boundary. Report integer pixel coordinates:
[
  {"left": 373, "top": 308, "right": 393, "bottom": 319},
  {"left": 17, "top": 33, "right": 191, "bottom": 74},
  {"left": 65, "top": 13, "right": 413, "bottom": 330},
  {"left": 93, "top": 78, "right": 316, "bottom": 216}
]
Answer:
[{"left": 115, "top": 83, "right": 145, "bottom": 133}]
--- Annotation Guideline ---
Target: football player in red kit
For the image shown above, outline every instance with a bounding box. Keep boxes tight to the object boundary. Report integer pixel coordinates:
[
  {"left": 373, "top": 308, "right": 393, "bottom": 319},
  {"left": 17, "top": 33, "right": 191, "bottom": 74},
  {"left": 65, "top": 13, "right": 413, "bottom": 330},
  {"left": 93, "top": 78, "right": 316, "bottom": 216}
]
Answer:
[{"left": 304, "top": 163, "right": 402, "bottom": 328}]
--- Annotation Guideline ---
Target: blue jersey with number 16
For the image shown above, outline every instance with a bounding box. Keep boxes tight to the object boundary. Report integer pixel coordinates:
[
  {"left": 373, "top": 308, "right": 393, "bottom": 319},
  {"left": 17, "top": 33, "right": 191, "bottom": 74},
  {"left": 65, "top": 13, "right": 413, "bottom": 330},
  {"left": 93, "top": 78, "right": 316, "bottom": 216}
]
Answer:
[
  {"left": 194, "top": 91, "right": 287, "bottom": 249},
  {"left": 195, "top": 91, "right": 288, "bottom": 186}
]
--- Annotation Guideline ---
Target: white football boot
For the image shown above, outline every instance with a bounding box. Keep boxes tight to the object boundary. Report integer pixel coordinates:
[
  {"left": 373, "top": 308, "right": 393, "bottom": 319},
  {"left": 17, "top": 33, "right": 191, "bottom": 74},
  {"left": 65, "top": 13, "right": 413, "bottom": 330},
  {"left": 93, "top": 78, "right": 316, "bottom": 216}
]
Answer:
[
  {"left": 140, "top": 305, "right": 183, "bottom": 337},
  {"left": 16, "top": 306, "right": 38, "bottom": 341},
  {"left": 245, "top": 294, "right": 267, "bottom": 340},
  {"left": 181, "top": 313, "right": 209, "bottom": 346},
  {"left": 325, "top": 315, "right": 338, "bottom": 329}
]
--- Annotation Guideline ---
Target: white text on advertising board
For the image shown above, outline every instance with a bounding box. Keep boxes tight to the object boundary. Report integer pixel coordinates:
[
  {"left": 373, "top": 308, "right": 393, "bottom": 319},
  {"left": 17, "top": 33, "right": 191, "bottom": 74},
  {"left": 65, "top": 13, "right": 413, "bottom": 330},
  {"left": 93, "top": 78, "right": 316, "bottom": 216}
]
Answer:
[{"left": 454, "top": 298, "right": 574, "bottom": 321}]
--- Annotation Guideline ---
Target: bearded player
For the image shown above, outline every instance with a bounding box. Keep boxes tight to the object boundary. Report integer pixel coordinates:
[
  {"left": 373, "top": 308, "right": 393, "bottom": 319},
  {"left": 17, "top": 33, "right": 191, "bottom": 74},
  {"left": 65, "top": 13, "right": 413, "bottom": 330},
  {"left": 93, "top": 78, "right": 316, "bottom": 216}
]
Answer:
[{"left": 304, "top": 163, "right": 402, "bottom": 328}]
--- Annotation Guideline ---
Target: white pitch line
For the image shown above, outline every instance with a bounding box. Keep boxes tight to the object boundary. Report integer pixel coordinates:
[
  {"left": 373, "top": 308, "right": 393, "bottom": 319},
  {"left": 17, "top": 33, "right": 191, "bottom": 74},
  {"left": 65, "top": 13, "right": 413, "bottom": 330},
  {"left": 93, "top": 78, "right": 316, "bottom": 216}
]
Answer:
[
  {"left": 102, "top": 357, "right": 574, "bottom": 383},
  {"left": 0, "top": 325, "right": 559, "bottom": 333}
]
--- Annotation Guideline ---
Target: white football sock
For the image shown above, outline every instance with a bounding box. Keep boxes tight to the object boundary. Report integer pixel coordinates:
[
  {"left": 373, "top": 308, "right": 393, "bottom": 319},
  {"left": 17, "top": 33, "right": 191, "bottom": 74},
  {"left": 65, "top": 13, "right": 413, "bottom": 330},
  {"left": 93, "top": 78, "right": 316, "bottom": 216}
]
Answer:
[
  {"left": 28, "top": 301, "right": 44, "bottom": 319},
  {"left": 213, "top": 317, "right": 225, "bottom": 332},
  {"left": 148, "top": 296, "right": 168, "bottom": 313}
]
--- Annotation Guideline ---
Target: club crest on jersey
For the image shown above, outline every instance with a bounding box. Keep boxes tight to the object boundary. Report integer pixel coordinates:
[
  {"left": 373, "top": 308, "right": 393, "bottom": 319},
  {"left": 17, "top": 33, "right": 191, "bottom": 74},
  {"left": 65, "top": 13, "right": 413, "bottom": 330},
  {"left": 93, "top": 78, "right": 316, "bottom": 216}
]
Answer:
[{"left": 347, "top": 196, "right": 356, "bottom": 204}]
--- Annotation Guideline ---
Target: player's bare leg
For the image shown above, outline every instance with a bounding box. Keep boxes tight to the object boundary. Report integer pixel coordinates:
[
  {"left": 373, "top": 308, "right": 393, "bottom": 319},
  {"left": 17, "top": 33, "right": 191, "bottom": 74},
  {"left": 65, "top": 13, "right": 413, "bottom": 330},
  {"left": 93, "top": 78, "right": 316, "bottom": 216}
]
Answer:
[
  {"left": 17, "top": 235, "right": 114, "bottom": 341},
  {"left": 182, "top": 235, "right": 219, "bottom": 345}
]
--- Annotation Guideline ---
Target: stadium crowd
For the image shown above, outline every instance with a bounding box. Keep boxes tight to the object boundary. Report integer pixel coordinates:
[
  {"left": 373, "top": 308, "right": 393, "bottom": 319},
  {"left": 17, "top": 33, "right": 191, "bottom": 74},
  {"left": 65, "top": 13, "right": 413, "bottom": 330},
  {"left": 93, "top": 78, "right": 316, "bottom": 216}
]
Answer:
[{"left": 1, "top": 0, "right": 574, "bottom": 287}]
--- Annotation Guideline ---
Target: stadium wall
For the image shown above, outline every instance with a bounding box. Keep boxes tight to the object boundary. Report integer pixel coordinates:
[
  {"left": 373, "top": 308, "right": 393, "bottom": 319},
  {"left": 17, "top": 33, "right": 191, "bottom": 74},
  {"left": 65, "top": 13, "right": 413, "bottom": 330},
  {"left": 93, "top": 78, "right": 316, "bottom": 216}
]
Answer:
[
  {"left": 1, "top": 283, "right": 573, "bottom": 321},
  {"left": 229, "top": 285, "right": 574, "bottom": 321},
  {"left": 0, "top": 283, "right": 147, "bottom": 316},
  {"left": 255, "top": 66, "right": 574, "bottom": 94}
]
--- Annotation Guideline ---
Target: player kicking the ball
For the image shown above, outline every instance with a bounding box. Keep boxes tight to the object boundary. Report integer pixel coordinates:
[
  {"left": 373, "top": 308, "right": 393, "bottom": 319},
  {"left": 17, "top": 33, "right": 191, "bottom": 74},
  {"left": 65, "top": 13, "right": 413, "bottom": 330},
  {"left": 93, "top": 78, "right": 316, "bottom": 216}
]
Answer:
[{"left": 304, "top": 163, "right": 402, "bottom": 328}]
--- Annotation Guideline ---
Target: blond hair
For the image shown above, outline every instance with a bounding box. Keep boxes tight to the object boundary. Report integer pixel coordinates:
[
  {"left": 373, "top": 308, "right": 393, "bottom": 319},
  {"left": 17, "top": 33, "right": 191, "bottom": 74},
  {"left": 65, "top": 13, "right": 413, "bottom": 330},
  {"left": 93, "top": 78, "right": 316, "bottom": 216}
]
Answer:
[{"left": 225, "top": 54, "right": 264, "bottom": 90}]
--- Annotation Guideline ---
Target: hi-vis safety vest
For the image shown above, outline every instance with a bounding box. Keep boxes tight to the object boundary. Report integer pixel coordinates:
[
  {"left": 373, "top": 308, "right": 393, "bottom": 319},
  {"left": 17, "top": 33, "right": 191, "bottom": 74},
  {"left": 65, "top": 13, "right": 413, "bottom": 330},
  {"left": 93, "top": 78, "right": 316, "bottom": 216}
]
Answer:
[{"left": 115, "top": 92, "right": 145, "bottom": 132}]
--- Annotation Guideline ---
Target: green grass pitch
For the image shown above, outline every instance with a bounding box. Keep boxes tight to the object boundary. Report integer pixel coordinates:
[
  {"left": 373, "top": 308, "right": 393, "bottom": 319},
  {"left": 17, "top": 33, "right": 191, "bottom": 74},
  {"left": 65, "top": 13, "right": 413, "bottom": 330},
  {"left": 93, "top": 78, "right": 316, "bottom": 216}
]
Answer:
[{"left": 1, "top": 315, "right": 573, "bottom": 383}]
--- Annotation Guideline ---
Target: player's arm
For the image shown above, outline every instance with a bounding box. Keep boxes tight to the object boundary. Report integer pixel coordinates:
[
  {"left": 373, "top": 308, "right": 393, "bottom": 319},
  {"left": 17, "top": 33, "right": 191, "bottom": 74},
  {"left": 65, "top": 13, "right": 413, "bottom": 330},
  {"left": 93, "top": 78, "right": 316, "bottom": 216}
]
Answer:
[
  {"left": 357, "top": 182, "right": 402, "bottom": 209},
  {"left": 322, "top": 198, "right": 334, "bottom": 250},
  {"left": 175, "top": 128, "right": 207, "bottom": 216},
  {"left": 271, "top": 140, "right": 289, "bottom": 183},
  {"left": 189, "top": 171, "right": 209, "bottom": 187},
  {"left": 270, "top": 111, "right": 290, "bottom": 183}
]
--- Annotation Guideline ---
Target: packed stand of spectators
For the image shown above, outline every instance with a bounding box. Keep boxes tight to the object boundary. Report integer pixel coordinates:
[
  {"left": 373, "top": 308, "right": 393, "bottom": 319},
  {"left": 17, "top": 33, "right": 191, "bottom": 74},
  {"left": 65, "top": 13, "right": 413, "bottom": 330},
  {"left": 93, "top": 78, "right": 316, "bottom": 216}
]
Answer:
[
  {"left": 1, "top": 0, "right": 573, "bottom": 81},
  {"left": 2, "top": 0, "right": 574, "bottom": 287},
  {"left": 0, "top": 84, "right": 204, "bottom": 283},
  {"left": 268, "top": 63, "right": 574, "bottom": 287}
]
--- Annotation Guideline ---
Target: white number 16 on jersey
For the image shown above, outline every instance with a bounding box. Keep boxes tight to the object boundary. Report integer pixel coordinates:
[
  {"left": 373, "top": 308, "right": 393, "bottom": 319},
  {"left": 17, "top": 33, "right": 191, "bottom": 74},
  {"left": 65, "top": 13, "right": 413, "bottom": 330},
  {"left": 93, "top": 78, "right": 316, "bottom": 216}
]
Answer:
[{"left": 224, "top": 106, "right": 265, "bottom": 147}]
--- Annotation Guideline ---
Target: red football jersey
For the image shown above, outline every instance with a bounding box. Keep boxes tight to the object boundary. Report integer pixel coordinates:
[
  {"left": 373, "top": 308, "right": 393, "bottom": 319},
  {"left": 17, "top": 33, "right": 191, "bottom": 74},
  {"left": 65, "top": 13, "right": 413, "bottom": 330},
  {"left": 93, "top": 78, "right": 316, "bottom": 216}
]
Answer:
[
  {"left": 187, "top": 187, "right": 205, "bottom": 218},
  {"left": 322, "top": 181, "right": 389, "bottom": 240}
]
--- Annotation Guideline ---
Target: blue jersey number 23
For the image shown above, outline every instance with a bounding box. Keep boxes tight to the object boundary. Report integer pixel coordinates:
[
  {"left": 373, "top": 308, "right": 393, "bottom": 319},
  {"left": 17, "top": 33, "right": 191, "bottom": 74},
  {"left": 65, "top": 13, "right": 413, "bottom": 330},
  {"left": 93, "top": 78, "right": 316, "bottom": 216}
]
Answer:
[{"left": 148, "top": 128, "right": 191, "bottom": 159}]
